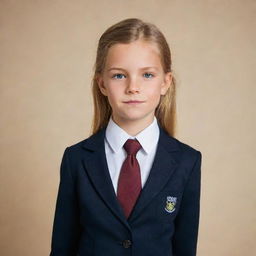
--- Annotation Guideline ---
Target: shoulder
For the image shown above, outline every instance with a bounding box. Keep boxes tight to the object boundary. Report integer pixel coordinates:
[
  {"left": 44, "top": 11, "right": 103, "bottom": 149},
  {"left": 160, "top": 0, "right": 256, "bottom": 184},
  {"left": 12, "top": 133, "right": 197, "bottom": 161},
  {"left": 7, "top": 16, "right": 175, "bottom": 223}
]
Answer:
[
  {"left": 162, "top": 131, "right": 202, "bottom": 167},
  {"left": 62, "top": 128, "right": 106, "bottom": 160},
  {"left": 175, "top": 137, "right": 201, "bottom": 156},
  {"left": 160, "top": 126, "right": 201, "bottom": 161},
  {"left": 174, "top": 137, "right": 202, "bottom": 169}
]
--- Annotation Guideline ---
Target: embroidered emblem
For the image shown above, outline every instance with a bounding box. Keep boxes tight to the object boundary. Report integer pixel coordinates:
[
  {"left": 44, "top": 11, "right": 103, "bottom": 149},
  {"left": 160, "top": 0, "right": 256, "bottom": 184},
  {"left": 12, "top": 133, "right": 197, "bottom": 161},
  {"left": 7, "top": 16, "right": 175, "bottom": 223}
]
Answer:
[{"left": 165, "top": 196, "right": 177, "bottom": 213}]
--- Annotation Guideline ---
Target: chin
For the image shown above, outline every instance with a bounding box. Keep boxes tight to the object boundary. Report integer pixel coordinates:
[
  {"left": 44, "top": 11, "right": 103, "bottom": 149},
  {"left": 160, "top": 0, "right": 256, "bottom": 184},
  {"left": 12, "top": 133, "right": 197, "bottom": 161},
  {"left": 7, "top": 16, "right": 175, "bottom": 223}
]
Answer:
[{"left": 122, "top": 113, "right": 153, "bottom": 122}]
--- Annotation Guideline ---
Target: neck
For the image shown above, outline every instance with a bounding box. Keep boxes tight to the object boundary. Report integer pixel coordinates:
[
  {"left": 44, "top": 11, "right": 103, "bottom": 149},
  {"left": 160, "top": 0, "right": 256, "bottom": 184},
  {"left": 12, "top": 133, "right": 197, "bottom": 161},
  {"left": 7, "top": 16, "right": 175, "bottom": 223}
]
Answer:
[{"left": 112, "top": 114, "right": 155, "bottom": 136}]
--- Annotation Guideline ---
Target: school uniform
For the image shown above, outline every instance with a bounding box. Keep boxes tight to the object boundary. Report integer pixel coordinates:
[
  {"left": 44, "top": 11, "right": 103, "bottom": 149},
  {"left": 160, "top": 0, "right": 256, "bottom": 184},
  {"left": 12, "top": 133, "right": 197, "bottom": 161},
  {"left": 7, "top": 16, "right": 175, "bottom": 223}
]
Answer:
[{"left": 50, "top": 116, "right": 202, "bottom": 256}]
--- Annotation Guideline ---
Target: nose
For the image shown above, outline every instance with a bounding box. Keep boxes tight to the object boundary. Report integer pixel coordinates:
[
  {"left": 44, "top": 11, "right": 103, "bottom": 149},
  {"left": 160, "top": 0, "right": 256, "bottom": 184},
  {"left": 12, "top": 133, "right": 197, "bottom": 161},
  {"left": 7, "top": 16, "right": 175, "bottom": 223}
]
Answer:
[{"left": 126, "top": 77, "right": 140, "bottom": 94}]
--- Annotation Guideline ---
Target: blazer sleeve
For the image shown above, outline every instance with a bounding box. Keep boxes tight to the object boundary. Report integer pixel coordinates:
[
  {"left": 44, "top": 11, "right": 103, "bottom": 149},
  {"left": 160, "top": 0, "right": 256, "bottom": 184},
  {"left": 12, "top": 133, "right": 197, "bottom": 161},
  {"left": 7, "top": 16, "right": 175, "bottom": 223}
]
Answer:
[
  {"left": 50, "top": 147, "right": 81, "bottom": 256},
  {"left": 172, "top": 151, "right": 202, "bottom": 256}
]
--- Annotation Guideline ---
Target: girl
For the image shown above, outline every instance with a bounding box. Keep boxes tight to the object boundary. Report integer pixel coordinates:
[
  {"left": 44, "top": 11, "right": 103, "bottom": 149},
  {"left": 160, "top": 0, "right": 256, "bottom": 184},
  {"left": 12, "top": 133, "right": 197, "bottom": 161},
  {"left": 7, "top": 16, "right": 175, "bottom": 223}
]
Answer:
[{"left": 50, "top": 18, "right": 202, "bottom": 256}]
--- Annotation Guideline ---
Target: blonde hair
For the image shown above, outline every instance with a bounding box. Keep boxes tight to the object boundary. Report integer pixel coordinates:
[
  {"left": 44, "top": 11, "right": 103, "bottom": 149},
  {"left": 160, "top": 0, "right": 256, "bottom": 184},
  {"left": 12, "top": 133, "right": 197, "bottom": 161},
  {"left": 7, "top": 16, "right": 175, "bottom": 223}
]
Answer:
[{"left": 90, "top": 18, "right": 177, "bottom": 137}]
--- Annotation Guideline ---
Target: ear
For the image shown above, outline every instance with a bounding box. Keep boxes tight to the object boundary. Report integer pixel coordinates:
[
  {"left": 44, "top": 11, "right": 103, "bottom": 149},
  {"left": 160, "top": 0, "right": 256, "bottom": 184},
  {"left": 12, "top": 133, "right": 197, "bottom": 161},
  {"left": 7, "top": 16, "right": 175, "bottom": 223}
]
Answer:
[
  {"left": 96, "top": 74, "right": 108, "bottom": 96},
  {"left": 160, "top": 72, "right": 172, "bottom": 95}
]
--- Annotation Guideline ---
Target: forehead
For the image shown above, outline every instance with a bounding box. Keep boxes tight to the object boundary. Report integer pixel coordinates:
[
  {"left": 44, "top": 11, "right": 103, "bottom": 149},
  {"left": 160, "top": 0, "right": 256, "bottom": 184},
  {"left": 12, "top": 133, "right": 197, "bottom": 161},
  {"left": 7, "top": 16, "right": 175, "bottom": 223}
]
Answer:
[{"left": 104, "top": 40, "right": 162, "bottom": 70}]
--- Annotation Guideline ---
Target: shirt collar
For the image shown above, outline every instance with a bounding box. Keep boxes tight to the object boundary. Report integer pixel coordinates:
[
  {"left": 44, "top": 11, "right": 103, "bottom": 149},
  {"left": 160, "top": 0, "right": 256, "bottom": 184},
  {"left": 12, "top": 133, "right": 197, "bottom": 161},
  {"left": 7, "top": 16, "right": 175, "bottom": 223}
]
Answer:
[{"left": 105, "top": 115, "right": 160, "bottom": 154}]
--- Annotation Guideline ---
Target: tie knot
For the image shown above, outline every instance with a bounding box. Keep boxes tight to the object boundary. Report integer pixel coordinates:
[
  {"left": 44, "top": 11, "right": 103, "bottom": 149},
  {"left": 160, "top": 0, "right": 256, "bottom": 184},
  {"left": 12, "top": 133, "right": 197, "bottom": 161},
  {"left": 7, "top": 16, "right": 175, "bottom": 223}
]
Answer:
[{"left": 123, "top": 139, "right": 142, "bottom": 156}]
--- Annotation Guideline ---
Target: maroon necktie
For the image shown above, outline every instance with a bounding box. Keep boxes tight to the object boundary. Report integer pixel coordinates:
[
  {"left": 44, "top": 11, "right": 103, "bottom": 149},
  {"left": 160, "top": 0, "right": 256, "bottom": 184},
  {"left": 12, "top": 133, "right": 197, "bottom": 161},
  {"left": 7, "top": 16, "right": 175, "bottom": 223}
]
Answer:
[{"left": 117, "top": 139, "right": 142, "bottom": 219}]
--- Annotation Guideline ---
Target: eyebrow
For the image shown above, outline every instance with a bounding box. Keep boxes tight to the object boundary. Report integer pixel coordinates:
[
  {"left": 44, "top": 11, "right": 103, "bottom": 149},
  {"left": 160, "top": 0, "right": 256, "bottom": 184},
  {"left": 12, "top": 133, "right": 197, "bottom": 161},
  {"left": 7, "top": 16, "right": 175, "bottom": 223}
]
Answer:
[{"left": 107, "top": 66, "right": 159, "bottom": 72}]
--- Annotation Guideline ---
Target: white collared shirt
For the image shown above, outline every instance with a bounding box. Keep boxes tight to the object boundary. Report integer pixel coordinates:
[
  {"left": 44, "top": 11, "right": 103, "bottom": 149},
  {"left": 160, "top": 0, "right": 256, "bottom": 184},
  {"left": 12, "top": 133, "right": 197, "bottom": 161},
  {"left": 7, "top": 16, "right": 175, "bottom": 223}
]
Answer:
[{"left": 104, "top": 116, "right": 160, "bottom": 195}]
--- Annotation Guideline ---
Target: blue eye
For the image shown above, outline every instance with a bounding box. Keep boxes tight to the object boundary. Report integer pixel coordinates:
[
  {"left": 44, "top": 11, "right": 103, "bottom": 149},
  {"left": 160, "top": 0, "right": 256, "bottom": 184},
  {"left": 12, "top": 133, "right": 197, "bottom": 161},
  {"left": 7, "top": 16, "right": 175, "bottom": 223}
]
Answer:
[
  {"left": 144, "top": 73, "right": 154, "bottom": 78},
  {"left": 112, "top": 73, "right": 125, "bottom": 79}
]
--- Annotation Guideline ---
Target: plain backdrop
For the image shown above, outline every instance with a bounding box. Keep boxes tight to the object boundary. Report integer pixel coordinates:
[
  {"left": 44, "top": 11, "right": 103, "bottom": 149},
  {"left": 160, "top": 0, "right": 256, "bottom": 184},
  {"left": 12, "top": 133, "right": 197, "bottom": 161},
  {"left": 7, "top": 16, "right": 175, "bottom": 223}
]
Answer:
[{"left": 0, "top": 0, "right": 255, "bottom": 255}]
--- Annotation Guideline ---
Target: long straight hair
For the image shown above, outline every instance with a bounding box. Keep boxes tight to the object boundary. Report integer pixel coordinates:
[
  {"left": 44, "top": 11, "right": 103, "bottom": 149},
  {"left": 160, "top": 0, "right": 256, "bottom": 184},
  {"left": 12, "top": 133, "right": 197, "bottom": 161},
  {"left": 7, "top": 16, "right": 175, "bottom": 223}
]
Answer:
[{"left": 90, "top": 18, "right": 177, "bottom": 137}]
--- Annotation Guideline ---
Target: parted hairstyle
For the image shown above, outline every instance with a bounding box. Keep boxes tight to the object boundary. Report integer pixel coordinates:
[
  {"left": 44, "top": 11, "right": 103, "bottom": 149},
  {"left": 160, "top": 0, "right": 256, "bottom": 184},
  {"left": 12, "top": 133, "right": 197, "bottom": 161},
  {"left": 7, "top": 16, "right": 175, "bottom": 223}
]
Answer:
[{"left": 90, "top": 18, "right": 177, "bottom": 137}]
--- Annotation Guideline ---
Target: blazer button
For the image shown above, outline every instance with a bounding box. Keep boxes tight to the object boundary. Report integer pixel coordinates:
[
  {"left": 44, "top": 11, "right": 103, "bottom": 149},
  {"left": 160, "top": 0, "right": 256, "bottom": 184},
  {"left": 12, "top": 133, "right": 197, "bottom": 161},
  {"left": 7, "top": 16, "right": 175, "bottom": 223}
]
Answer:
[{"left": 122, "top": 239, "right": 132, "bottom": 248}]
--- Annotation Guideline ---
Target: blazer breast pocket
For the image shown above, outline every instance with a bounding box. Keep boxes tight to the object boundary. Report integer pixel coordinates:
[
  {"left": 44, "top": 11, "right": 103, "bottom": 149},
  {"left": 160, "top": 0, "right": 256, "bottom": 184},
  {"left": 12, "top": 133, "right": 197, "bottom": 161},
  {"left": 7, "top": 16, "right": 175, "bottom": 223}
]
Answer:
[{"left": 155, "top": 190, "right": 182, "bottom": 223}]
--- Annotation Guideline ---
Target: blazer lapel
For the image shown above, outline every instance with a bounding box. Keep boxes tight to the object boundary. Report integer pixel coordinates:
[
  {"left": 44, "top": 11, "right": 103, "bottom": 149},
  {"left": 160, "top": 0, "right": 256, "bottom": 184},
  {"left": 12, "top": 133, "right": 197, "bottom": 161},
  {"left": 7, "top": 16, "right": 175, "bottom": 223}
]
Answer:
[
  {"left": 81, "top": 127, "right": 132, "bottom": 231},
  {"left": 128, "top": 124, "right": 181, "bottom": 222},
  {"left": 81, "top": 122, "right": 181, "bottom": 229}
]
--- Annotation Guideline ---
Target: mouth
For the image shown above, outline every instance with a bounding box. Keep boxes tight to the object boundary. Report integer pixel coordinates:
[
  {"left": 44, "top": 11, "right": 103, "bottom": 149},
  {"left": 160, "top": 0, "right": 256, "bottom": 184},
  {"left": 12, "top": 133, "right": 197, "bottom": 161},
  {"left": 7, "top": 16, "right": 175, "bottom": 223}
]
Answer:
[{"left": 123, "top": 100, "right": 145, "bottom": 104}]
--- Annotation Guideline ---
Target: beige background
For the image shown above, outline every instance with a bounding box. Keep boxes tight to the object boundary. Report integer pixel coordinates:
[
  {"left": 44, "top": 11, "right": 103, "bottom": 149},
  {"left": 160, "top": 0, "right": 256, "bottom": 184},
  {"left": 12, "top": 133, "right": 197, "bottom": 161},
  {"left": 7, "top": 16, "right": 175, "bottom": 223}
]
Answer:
[{"left": 1, "top": 0, "right": 255, "bottom": 255}]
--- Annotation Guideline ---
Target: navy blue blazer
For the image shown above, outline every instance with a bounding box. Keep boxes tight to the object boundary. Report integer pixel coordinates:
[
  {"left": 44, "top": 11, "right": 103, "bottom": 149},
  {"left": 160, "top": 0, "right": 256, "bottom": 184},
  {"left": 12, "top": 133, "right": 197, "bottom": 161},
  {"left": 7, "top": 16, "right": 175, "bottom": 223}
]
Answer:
[{"left": 50, "top": 123, "right": 202, "bottom": 256}]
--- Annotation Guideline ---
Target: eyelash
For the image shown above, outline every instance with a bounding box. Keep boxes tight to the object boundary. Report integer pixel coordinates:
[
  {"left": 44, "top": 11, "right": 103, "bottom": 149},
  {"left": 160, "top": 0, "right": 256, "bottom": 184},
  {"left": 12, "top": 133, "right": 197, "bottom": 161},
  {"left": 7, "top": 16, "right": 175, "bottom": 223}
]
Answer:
[{"left": 111, "top": 73, "right": 155, "bottom": 79}]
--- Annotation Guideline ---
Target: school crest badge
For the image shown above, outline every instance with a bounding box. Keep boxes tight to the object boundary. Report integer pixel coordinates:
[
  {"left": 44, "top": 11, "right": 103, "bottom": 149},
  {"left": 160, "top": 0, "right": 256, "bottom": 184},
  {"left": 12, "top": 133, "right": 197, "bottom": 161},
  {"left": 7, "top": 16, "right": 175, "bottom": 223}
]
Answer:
[{"left": 165, "top": 196, "right": 177, "bottom": 213}]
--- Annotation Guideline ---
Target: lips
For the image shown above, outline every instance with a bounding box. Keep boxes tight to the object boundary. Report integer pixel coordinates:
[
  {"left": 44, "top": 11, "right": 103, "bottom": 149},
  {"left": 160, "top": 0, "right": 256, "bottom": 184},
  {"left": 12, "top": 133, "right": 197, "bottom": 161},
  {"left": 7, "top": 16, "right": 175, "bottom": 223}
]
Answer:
[{"left": 124, "top": 100, "right": 145, "bottom": 103}]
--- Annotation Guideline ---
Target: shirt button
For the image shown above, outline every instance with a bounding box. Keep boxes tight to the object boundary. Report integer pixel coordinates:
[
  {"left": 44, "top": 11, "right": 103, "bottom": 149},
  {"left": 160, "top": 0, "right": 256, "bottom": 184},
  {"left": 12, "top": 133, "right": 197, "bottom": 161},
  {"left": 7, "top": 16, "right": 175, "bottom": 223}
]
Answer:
[{"left": 122, "top": 239, "right": 132, "bottom": 248}]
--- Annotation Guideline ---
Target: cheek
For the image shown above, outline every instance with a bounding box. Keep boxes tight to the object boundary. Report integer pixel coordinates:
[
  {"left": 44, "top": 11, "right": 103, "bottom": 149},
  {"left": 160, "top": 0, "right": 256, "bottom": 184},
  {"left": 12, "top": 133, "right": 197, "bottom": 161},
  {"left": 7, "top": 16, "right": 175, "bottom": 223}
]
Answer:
[
  {"left": 105, "top": 85, "right": 123, "bottom": 104},
  {"left": 147, "top": 86, "right": 162, "bottom": 102}
]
